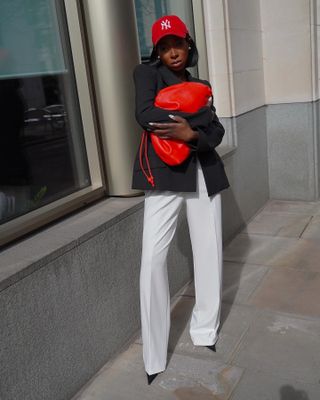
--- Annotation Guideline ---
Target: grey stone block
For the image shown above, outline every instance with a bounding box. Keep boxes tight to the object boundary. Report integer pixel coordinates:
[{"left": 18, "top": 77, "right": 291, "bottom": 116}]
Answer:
[
  {"left": 262, "top": 200, "right": 320, "bottom": 215},
  {"left": 0, "top": 214, "right": 144, "bottom": 400},
  {"left": 223, "top": 233, "right": 298, "bottom": 266},
  {"left": 230, "top": 370, "right": 320, "bottom": 400},
  {"left": 224, "top": 233, "right": 320, "bottom": 272},
  {"left": 0, "top": 197, "right": 144, "bottom": 291},
  {"left": 302, "top": 215, "right": 320, "bottom": 239},
  {"left": 222, "top": 261, "right": 269, "bottom": 305},
  {"left": 232, "top": 311, "right": 320, "bottom": 384},
  {"left": 242, "top": 212, "right": 312, "bottom": 237},
  {"left": 266, "top": 103, "right": 317, "bottom": 201},
  {"left": 249, "top": 267, "right": 320, "bottom": 318},
  {"left": 0, "top": 203, "right": 194, "bottom": 400}
]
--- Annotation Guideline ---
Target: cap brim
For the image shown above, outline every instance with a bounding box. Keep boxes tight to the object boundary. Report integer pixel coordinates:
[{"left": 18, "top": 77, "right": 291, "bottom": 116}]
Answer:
[{"left": 154, "top": 31, "right": 186, "bottom": 47}]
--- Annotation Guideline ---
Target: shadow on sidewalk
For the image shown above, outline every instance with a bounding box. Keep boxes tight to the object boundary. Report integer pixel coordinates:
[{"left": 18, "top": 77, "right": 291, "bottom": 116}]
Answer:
[{"left": 280, "top": 385, "right": 310, "bottom": 400}]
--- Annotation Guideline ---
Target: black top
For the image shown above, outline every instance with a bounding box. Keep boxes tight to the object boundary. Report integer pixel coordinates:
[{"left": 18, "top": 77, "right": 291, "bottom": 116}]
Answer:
[{"left": 131, "top": 63, "right": 230, "bottom": 197}]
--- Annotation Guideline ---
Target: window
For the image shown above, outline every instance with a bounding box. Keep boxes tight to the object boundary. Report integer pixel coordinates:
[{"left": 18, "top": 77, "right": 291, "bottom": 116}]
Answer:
[{"left": 0, "top": 0, "right": 103, "bottom": 245}]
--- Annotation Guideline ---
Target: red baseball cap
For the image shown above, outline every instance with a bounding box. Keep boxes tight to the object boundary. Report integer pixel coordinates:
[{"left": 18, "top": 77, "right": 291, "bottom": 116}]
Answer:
[{"left": 152, "top": 15, "right": 189, "bottom": 46}]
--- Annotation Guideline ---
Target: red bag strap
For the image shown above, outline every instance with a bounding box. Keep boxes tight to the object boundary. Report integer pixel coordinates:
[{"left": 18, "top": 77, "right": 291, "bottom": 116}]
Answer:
[{"left": 139, "top": 131, "right": 155, "bottom": 187}]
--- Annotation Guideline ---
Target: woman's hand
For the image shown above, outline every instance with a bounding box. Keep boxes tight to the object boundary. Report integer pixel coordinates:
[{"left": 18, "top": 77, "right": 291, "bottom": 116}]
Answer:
[{"left": 149, "top": 115, "right": 199, "bottom": 142}]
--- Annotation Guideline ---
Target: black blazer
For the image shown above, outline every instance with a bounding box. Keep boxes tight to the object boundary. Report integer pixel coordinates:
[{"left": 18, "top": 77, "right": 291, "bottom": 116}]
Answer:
[{"left": 131, "top": 63, "right": 230, "bottom": 197}]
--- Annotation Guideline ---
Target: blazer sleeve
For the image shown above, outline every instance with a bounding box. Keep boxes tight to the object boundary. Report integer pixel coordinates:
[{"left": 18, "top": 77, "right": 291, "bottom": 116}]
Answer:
[
  {"left": 187, "top": 104, "right": 225, "bottom": 152},
  {"left": 186, "top": 79, "right": 225, "bottom": 152},
  {"left": 133, "top": 64, "right": 213, "bottom": 131}
]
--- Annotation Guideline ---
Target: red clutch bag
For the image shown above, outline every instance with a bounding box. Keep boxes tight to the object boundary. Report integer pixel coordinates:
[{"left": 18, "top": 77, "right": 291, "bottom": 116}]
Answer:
[
  {"left": 139, "top": 82, "right": 212, "bottom": 187},
  {"left": 151, "top": 82, "right": 212, "bottom": 165}
]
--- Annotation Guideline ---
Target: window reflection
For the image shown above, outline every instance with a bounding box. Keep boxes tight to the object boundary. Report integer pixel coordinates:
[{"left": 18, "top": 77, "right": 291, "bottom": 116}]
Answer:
[
  {"left": 135, "top": 0, "right": 168, "bottom": 60},
  {"left": 0, "top": 1, "right": 91, "bottom": 224}
]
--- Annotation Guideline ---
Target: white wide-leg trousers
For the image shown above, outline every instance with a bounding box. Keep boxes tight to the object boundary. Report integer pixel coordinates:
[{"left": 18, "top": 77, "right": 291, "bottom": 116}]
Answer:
[{"left": 140, "top": 159, "right": 223, "bottom": 375}]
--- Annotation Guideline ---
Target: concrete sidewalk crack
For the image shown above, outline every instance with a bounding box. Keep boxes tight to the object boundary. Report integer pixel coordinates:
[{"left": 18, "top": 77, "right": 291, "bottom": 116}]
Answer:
[{"left": 299, "top": 215, "right": 314, "bottom": 238}]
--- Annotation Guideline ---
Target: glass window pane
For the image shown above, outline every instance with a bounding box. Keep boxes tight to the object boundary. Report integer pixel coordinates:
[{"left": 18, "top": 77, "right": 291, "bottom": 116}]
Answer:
[{"left": 0, "top": 0, "right": 91, "bottom": 224}]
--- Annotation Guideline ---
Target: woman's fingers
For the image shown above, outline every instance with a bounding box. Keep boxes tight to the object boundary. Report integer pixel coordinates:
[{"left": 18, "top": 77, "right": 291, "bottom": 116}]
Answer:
[
  {"left": 149, "top": 117, "right": 192, "bottom": 141},
  {"left": 206, "top": 96, "right": 213, "bottom": 107},
  {"left": 168, "top": 114, "right": 185, "bottom": 122},
  {"left": 149, "top": 122, "right": 178, "bottom": 129},
  {"left": 152, "top": 128, "right": 172, "bottom": 136}
]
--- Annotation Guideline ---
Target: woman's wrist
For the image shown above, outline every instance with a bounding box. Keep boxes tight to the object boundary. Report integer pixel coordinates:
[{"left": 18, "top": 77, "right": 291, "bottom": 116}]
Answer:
[{"left": 186, "top": 129, "right": 199, "bottom": 141}]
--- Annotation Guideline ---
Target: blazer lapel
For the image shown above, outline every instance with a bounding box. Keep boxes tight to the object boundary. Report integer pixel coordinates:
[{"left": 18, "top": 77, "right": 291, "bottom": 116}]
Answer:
[{"left": 158, "top": 64, "right": 192, "bottom": 85}]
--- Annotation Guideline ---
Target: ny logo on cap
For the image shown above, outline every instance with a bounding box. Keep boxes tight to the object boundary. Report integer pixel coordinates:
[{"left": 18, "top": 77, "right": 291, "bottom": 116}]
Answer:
[{"left": 161, "top": 19, "right": 171, "bottom": 30}]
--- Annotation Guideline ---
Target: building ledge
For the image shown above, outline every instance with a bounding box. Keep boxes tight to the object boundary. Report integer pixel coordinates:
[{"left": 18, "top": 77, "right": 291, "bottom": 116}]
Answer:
[
  {"left": 0, "top": 196, "right": 144, "bottom": 292},
  {"left": 217, "top": 145, "right": 237, "bottom": 160}
]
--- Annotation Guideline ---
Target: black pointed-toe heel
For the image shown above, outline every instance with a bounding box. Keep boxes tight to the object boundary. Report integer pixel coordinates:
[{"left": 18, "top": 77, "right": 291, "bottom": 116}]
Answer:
[
  {"left": 146, "top": 372, "right": 158, "bottom": 385},
  {"left": 206, "top": 344, "right": 216, "bottom": 352}
]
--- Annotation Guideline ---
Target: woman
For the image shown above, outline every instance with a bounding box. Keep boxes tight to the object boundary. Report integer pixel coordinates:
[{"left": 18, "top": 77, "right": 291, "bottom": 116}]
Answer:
[{"left": 132, "top": 15, "right": 230, "bottom": 385}]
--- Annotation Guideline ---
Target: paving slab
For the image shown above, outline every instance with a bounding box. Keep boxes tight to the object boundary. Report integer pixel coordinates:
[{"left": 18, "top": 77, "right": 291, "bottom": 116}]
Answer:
[
  {"left": 232, "top": 311, "right": 320, "bottom": 384},
  {"left": 181, "top": 262, "right": 269, "bottom": 306},
  {"left": 262, "top": 200, "right": 320, "bottom": 215},
  {"left": 221, "top": 262, "right": 269, "bottom": 305},
  {"left": 136, "top": 299, "right": 258, "bottom": 364},
  {"left": 223, "top": 234, "right": 297, "bottom": 265},
  {"left": 224, "top": 234, "right": 320, "bottom": 272},
  {"left": 230, "top": 370, "right": 320, "bottom": 400},
  {"left": 268, "top": 238, "right": 320, "bottom": 273},
  {"left": 248, "top": 268, "right": 320, "bottom": 318},
  {"left": 73, "top": 343, "right": 243, "bottom": 400},
  {"left": 161, "top": 352, "right": 243, "bottom": 399},
  {"left": 242, "top": 212, "right": 312, "bottom": 237},
  {"left": 301, "top": 215, "right": 320, "bottom": 240}
]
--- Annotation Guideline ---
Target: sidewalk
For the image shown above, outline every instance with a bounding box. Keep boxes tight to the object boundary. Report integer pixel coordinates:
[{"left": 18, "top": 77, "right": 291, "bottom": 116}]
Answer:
[{"left": 72, "top": 200, "right": 320, "bottom": 400}]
